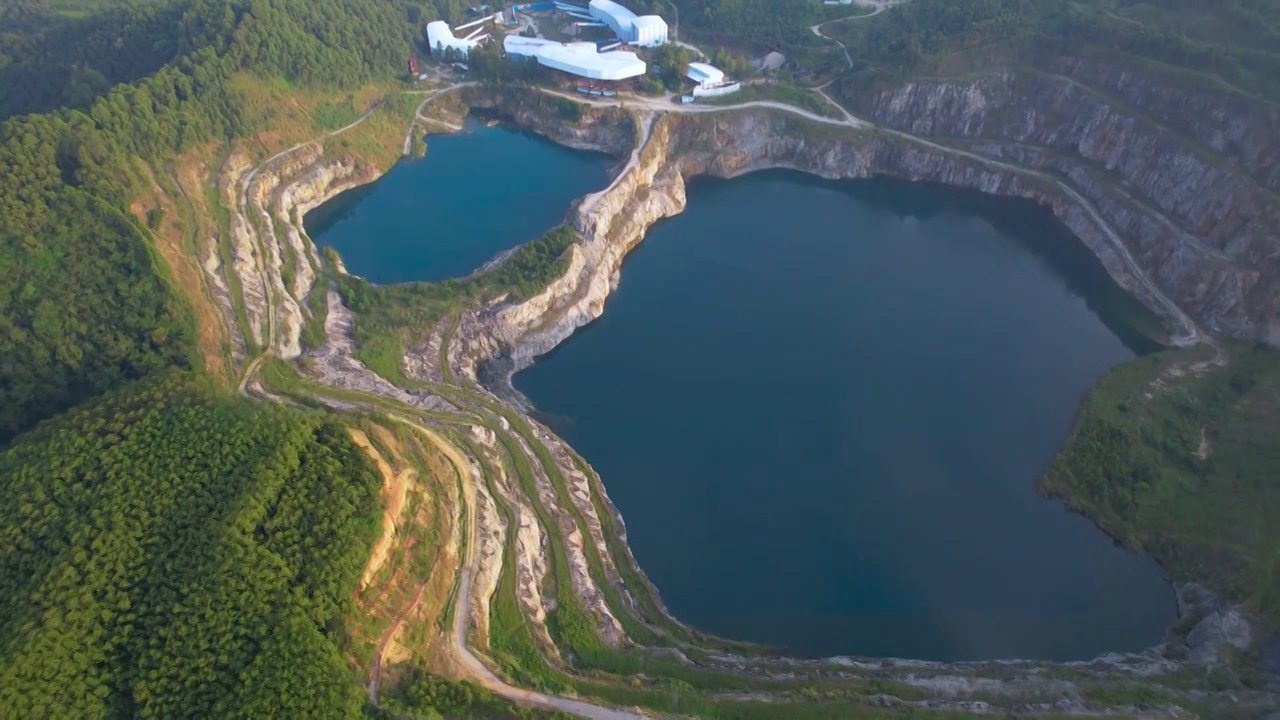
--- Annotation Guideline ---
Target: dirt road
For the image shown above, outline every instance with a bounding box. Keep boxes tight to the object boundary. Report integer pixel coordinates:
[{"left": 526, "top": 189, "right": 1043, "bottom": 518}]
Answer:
[
  {"left": 404, "top": 82, "right": 479, "bottom": 155},
  {"left": 810, "top": 0, "right": 897, "bottom": 70},
  {"left": 450, "top": 570, "right": 650, "bottom": 720},
  {"left": 540, "top": 87, "right": 872, "bottom": 129},
  {"left": 385, "top": 416, "right": 651, "bottom": 720}
]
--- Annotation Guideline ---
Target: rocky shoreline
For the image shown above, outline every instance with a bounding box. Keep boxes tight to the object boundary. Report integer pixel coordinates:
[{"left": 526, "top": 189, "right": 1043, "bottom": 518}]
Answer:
[
  {"left": 217, "top": 81, "right": 1277, "bottom": 714},
  {"left": 411, "top": 90, "right": 1258, "bottom": 667}
]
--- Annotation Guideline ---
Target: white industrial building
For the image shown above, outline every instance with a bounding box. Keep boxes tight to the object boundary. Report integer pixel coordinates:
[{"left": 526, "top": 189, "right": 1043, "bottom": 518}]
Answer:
[
  {"left": 587, "top": 0, "right": 668, "bottom": 47},
  {"left": 426, "top": 20, "right": 487, "bottom": 56},
  {"left": 686, "top": 61, "right": 741, "bottom": 97},
  {"left": 504, "top": 35, "right": 647, "bottom": 80}
]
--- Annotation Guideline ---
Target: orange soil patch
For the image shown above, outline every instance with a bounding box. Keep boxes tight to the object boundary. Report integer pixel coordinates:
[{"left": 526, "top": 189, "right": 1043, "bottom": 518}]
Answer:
[
  {"left": 373, "top": 427, "right": 468, "bottom": 681},
  {"left": 130, "top": 156, "right": 229, "bottom": 380},
  {"left": 350, "top": 427, "right": 418, "bottom": 590},
  {"left": 371, "top": 424, "right": 407, "bottom": 461},
  {"left": 255, "top": 130, "right": 283, "bottom": 147}
]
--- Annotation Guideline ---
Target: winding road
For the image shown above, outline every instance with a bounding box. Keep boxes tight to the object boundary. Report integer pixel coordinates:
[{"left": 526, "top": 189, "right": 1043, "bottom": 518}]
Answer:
[
  {"left": 809, "top": 0, "right": 896, "bottom": 71},
  {"left": 542, "top": 86, "right": 872, "bottom": 129},
  {"left": 231, "top": 23, "right": 1216, "bottom": 707},
  {"left": 384, "top": 416, "right": 651, "bottom": 720},
  {"left": 450, "top": 570, "right": 650, "bottom": 720},
  {"left": 403, "top": 83, "right": 479, "bottom": 155}
]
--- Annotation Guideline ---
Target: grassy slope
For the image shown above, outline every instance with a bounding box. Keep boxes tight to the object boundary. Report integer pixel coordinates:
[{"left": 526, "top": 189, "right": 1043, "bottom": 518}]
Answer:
[
  {"left": 1042, "top": 344, "right": 1280, "bottom": 629},
  {"left": 707, "top": 82, "right": 842, "bottom": 117}
]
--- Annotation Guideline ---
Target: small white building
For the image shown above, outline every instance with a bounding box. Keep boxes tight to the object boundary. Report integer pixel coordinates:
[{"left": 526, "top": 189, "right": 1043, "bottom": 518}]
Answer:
[
  {"left": 686, "top": 62, "right": 741, "bottom": 97},
  {"left": 686, "top": 62, "right": 725, "bottom": 87},
  {"left": 426, "top": 20, "right": 485, "bottom": 56},
  {"left": 504, "top": 35, "right": 647, "bottom": 80},
  {"left": 588, "top": 0, "right": 668, "bottom": 47}
]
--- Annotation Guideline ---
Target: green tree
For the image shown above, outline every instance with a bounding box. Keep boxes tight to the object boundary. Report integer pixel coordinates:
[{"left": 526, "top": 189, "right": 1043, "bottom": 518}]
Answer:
[{"left": 0, "top": 372, "right": 382, "bottom": 719}]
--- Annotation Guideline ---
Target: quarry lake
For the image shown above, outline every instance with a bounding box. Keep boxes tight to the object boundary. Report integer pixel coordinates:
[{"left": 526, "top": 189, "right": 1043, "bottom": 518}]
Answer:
[
  {"left": 515, "top": 170, "right": 1175, "bottom": 662},
  {"left": 305, "top": 120, "right": 613, "bottom": 283},
  {"left": 310, "top": 124, "right": 1174, "bottom": 661}
]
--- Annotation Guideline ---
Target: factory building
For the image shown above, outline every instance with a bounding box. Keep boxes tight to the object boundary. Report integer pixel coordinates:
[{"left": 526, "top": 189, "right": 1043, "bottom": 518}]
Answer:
[
  {"left": 686, "top": 62, "right": 741, "bottom": 97},
  {"left": 504, "top": 35, "right": 647, "bottom": 80},
  {"left": 586, "top": 0, "right": 668, "bottom": 47},
  {"left": 426, "top": 20, "right": 487, "bottom": 56}
]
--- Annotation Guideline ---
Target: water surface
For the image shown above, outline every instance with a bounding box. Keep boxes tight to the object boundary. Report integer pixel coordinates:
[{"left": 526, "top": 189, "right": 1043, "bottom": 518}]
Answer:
[
  {"left": 305, "top": 119, "right": 613, "bottom": 282},
  {"left": 514, "top": 170, "right": 1174, "bottom": 661}
]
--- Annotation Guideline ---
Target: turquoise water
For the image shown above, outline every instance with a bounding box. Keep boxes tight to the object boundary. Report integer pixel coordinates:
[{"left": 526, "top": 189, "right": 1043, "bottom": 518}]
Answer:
[
  {"left": 305, "top": 120, "right": 613, "bottom": 283},
  {"left": 514, "top": 171, "right": 1175, "bottom": 662},
  {"left": 308, "top": 124, "right": 1175, "bottom": 661}
]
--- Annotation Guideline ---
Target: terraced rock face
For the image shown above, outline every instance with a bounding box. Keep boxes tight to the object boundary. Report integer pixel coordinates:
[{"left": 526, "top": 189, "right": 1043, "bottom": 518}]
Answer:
[
  {"left": 215, "top": 82, "right": 1280, "bottom": 716},
  {"left": 847, "top": 61, "right": 1280, "bottom": 341}
]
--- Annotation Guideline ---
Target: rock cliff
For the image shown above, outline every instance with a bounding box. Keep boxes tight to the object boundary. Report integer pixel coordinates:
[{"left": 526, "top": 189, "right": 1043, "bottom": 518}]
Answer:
[
  {"left": 454, "top": 103, "right": 1224, "bottom": 399},
  {"left": 205, "top": 81, "right": 1280, "bottom": 714},
  {"left": 849, "top": 64, "right": 1280, "bottom": 341}
]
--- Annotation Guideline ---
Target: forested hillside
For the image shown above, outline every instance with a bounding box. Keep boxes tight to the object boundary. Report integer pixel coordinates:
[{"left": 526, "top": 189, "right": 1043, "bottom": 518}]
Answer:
[
  {"left": 0, "top": 372, "right": 381, "bottom": 719},
  {"left": 670, "top": 0, "right": 842, "bottom": 68},
  {"left": 0, "top": 0, "right": 415, "bottom": 444},
  {"left": 0, "top": 1, "right": 187, "bottom": 119},
  {"left": 828, "top": 0, "right": 1280, "bottom": 102}
]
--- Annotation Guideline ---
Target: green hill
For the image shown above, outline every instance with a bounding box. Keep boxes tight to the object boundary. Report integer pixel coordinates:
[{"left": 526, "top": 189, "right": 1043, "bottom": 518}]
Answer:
[
  {"left": 0, "top": 0, "right": 416, "bottom": 444},
  {"left": 0, "top": 371, "right": 380, "bottom": 719}
]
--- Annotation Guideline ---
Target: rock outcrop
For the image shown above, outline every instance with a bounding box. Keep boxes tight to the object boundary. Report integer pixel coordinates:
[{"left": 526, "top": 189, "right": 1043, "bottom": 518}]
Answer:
[
  {"left": 850, "top": 65, "right": 1279, "bottom": 340},
  {"left": 224, "top": 78, "right": 1279, "bottom": 698},
  {"left": 426, "top": 90, "right": 1276, "bottom": 670},
  {"left": 454, "top": 105, "right": 1204, "bottom": 399}
]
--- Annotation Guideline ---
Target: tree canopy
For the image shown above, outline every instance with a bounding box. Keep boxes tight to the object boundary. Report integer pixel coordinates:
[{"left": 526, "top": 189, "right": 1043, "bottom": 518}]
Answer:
[
  {"left": 0, "top": 371, "right": 381, "bottom": 719},
  {"left": 829, "top": 0, "right": 1280, "bottom": 103},
  {"left": 0, "top": 0, "right": 417, "bottom": 444}
]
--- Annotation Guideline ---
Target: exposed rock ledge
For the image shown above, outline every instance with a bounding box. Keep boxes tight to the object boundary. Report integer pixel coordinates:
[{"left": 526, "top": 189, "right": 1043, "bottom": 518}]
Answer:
[
  {"left": 238, "top": 83, "right": 1269, "bottom": 680},
  {"left": 453, "top": 104, "right": 1209, "bottom": 399},
  {"left": 420, "top": 92, "right": 1266, "bottom": 667}
]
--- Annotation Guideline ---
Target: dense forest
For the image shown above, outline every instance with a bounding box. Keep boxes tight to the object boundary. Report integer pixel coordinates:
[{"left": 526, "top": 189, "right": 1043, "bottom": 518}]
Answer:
[
  {"left": 828, "top": 0, "right": 1280, "bottom": 102},
  {"left": 0, "top": 0, "right": 186, "bottom": 119},
  {"left": 0, "top": 0, "right": 416, "bottom": 443},
  {"left": 0, "top": 372, "right": 381, "bottom": 718},
  {"left": 671, "top": 0, "right": 839, "bottom": 67}
]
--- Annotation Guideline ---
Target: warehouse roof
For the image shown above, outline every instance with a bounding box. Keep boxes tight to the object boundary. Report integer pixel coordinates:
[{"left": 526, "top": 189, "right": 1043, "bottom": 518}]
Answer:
[
  {"left": 686, "top": 62, "right": 726, "bottom": 85},
  {"left": 426, "top": 20, "right": 483, "bottom": 54},
  {"left": 504, "top": 35, "right": 646, "bottom": 80},
  {"left": 588, "top": 0, "right": 637, "bottom": 22}
]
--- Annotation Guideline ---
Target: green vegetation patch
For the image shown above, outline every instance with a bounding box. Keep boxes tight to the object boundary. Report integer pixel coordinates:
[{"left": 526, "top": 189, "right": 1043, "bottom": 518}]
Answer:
[
  {"left": 831, "top": 0, "right": 1280, "bottom": 104},
  {"left": 337, "top": 225, "right": 578, "bottom": 382},
  {"left": 707, "top": 82, "right": 842, "bottom": 118},
  {"left": 0, "top": 370, "right": 382, "bottom": 719},
  {"left": 672, "top": 0, "right": 842, "bottom": 72},
  {"left": 313, "top": 96, "right": 360, "bottom": 131},
  {"left": 1041, "top": 344, "right": 1280, "bottom": 626},
  {"left": 0, "top": 0, "right": 421, "bottom": 441},
  {"left": 0, "top": 184, "right": 195, "bottom": 445},
  {"left": 385, "top": 666, "right": 576, "bottom": 719}
]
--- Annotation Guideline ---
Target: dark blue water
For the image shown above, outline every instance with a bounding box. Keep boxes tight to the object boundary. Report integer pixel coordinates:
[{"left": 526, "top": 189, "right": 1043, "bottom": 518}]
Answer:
[
  {"left": 305, "top": 120, "right": 613, "bottom": 283},
  {"left": 514, "top": 171, "right": 1175, "bottom": 662}
]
